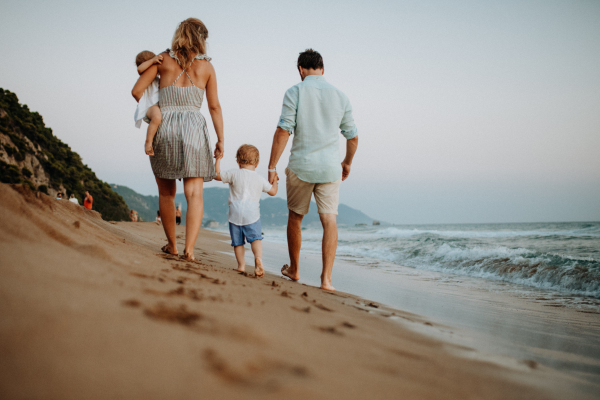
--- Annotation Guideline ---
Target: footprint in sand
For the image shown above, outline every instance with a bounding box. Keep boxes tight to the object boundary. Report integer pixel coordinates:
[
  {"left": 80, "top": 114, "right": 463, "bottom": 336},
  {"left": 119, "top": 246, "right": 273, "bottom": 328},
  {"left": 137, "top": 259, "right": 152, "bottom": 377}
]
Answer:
[
  {"left": 143, "top": 303, "right": 202, "bottom": 326},
  {"left": 317, "top": 326, "right": 344, "bottom": 336},
  {"left": 122, "top": 299, "right": 141, "bottom": 307},
  {"left": 203, "top": 348, "right": 309, "bottom": 387},
  {"left": 292, "top": 306, "right": 311, "bottom": 313}
]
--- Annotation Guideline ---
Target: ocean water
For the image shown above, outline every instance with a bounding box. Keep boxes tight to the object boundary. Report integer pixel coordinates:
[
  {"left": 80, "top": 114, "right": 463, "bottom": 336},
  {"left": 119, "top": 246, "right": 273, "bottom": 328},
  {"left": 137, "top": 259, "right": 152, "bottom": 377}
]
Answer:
[{"left": 263, "top": 221, "right": 600, "bottom": 310}]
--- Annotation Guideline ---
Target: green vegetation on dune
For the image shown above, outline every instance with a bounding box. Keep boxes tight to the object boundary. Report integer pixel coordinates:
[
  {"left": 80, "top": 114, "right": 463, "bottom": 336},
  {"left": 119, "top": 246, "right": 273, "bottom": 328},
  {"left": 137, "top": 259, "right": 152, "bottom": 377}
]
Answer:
[{"left": 0, "top": 88, "right": 129, "bottom": 221}]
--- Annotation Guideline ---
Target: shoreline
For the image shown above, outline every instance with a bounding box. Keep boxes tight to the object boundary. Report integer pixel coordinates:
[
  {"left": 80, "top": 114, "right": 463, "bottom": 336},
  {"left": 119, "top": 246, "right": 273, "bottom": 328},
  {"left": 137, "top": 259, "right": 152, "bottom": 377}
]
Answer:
[
  {"left": 0, "top": 184, "right": 598, "bottom": 399},
  {"left": 257, "top": 233, "right": 600, "bottom": 384}
]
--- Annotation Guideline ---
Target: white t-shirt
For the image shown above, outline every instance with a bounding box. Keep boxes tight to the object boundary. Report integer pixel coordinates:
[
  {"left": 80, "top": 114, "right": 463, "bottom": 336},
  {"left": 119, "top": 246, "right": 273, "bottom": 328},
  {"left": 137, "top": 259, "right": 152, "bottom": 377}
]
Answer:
[
  {"left": 220, "top": 168, "right": 272, "bottom": 226},
  {"left": 69, "top": 197, "right": 79, "bottom": 204},
  {"left": 134, "top": 77, "right": 160, "bottom": 128}
]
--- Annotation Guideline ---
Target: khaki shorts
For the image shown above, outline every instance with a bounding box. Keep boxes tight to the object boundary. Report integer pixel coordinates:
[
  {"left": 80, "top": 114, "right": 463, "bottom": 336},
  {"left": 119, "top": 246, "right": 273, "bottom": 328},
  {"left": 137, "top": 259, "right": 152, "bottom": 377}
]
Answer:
[{"left": 285, "top": 167, "right": 341, "bottom": 215}]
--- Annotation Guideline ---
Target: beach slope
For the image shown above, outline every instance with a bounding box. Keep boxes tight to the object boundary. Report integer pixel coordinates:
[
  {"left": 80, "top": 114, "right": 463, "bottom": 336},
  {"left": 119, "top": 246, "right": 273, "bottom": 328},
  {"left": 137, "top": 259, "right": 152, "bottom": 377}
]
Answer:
[{"left": 0, "top": 183, "right": 585, "bottom": 399}]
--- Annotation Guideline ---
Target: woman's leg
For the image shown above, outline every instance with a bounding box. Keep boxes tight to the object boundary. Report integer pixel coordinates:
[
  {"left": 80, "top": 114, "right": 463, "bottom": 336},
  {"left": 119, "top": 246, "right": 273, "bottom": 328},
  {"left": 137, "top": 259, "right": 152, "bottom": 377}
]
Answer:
[
  {"left": 155, "top": 176, "right": 177, "bottom": 254},
  {"left": 183, "top": 177, "right": 204, "bottom": 258}
]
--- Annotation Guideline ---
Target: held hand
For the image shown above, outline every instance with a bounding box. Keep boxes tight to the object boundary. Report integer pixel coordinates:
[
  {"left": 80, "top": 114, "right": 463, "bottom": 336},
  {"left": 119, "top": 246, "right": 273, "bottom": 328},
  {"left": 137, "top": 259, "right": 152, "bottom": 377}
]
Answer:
[
  {"left": 268, "top": 170, "right": 279, "bottom": 185},
  {"left": 341, "top": 162, "right": 351, "bottom": 181},
  {"left": 214, "top": 141, "right": 224, "bottom": 160},
  {"left": 145, "top": 141, "right": 154, "bottom": 156}
]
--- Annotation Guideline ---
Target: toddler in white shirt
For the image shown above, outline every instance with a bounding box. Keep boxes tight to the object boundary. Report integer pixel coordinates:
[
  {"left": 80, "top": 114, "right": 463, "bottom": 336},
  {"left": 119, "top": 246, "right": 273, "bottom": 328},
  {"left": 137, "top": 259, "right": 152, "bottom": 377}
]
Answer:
[
  {"left": 215, "top": 144, "right": 278, "bottom": 277},
  {"left": 133, "top": 50, "right": 163, "bottom": 156}
]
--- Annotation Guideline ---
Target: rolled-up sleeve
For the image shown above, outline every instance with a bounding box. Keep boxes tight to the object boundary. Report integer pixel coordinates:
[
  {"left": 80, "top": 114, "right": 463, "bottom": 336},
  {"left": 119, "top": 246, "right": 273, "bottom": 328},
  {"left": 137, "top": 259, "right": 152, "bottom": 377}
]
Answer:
[
  {"left": 277, "top": 86, "right": 298, "bottom": 135},
  {"left": 340, "top": 97, "right": 358, "bottom": 139}
]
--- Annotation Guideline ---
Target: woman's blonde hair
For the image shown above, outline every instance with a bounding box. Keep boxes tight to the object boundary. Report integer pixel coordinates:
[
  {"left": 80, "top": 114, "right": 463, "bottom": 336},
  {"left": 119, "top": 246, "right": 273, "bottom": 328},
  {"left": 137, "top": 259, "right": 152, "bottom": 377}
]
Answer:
[
  {"left": 171, "top": 18, "right": 209, "bottom": 69},
  {"left": 236, "top": 144, "right": 260, "bottom": 166}
]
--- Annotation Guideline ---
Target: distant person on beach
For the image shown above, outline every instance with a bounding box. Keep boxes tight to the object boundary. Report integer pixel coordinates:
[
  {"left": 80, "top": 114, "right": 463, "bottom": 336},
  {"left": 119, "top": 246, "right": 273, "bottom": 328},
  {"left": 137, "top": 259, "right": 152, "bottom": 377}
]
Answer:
[
  {"left": 134, "top": 51, "right": 163, "bottom": 156},
  {"left": 132, "top": 18, "right": 224, "bottom": 261},
  {"left": 268, "top": 49, "right": 358, "bottom": 291},
  {"left": 56, "top": 193, "right": 63, "bottom": 200},
  {"left": 83, "top": 191, "right": 93, "bottom": 209},
  {"left": 156, "top": 210, "right": 161, "bottom": 224},
  {"left": 69, "top": 194, "right": 78, "bottom": 204},
  {"left": 176, "top": 206, "right": 182, "bottom": 225},
  {"left": 215, "top": 145, "right": 278, "bottom": 277},
  {"left": 130, "top": 210, "right": 138, "bottom": 222}
]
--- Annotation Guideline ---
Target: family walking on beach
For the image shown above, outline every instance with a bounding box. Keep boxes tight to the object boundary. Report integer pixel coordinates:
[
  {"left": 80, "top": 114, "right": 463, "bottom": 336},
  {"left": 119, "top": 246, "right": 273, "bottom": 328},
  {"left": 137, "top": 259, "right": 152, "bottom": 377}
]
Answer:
[{"left": 132, "top": 18, "right": 358, "bottom": 291}]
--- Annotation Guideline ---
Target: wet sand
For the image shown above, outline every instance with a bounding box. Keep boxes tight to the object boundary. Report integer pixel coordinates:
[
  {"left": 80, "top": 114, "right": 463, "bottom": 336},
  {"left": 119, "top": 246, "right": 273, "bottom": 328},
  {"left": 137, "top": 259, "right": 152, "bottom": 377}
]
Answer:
[
  {"left": 257, "top": 239, "right": 600, "bottom": 385},
  {"left": 0, "top": 183, "right": 596, "bottom": 399}
]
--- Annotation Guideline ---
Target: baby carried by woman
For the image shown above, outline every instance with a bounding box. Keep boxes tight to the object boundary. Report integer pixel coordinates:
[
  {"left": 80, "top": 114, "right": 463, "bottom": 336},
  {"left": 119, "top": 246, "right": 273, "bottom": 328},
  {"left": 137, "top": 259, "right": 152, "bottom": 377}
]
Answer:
[{"left": 133, "top": 51, "right": 163, "bottom": 156}]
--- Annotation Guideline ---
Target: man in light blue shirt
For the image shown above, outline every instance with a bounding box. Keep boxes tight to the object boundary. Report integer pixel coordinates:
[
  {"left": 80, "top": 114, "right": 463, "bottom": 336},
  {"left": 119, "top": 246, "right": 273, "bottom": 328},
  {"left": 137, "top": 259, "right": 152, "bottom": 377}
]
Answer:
[{"left": 268, "top": 49, "right": 359, "bottom": 291}]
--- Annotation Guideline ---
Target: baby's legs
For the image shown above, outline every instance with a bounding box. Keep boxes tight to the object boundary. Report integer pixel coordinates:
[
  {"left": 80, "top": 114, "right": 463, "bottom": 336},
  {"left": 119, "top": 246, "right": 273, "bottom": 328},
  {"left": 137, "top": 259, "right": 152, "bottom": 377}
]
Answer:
[
  {"left": 145, "top": 104, "right": 162, "bottom": 156},
  {"left": 233, "top": 245, "right": 246, "bottom": 272},
  {"left": 250, "top": 240, "right": 264, "bottom": 277}
]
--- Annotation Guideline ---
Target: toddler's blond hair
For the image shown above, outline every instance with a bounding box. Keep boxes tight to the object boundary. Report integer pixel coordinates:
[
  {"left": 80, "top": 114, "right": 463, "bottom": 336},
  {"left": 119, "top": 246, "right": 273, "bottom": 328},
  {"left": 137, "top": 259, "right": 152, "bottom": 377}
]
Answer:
[{"left": 236, "top": 144, "right": 260, "bottom": 166}]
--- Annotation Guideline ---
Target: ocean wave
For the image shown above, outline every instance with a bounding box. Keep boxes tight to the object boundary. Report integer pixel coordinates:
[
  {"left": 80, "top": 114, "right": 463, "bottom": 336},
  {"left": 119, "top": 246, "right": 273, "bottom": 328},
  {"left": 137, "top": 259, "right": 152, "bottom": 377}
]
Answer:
[
  {"left": 374, "top": 227, "right": 600, "bottom": 239},
  {"left": 264, "top": 223, "right": 600, "bottom": 298},
  {"left": 333, "top": 241, "right": 600, "bottom": 298}
]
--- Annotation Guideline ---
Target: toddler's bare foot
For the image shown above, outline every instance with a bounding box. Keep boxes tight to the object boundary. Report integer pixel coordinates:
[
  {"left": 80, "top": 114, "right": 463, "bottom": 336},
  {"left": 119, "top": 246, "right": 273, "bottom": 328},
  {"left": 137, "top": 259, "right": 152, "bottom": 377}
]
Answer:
[
  {"left": 181, "top": 252, "right": 195, "bottom": 262},
  {"left": 254, "top": 258, "right": 264, "bottom": 278},
  {"left": 281, "top": 264, "right": 299, "bottom": 281},
  {"left": 235, "top": 265, "right": 246, "bottom": 273}
]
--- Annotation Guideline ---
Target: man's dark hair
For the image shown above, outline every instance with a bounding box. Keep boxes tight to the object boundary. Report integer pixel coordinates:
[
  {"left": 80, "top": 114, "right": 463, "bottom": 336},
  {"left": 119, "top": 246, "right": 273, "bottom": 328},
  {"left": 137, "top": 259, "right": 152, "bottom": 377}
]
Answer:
[{"left": 297, "top": 49, "right": 324, "bottom": 70}]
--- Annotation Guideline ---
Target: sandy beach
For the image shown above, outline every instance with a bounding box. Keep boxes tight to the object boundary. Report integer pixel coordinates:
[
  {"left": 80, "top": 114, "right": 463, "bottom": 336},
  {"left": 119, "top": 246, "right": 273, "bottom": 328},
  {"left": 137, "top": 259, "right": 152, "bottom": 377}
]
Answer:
[{"left": 0, "top": 183, "right": 597, "bottom": 399}]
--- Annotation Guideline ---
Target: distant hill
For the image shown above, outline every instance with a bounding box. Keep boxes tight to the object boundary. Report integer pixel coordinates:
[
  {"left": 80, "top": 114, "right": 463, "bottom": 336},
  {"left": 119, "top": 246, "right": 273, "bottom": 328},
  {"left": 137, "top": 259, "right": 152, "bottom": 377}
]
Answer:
[
  {"left": 110, "top": 184, "right": 159, "bottom": 222},
  {"left": 112, "top": 185, "right": 374, "bottom": 227},
  {"left": 0, "top": 88, "right": 129, "bottom": 221}
]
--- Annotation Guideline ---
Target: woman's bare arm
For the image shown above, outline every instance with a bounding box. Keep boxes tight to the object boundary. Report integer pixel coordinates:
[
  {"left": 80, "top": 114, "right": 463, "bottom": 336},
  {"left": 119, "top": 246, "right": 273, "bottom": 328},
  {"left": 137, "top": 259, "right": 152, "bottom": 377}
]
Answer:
[
  {"left": 132, "top": 65, "right": 158, "bottom": 102},
  {"left": 204, "top": 63, "right": 224, "bottom": 159}
]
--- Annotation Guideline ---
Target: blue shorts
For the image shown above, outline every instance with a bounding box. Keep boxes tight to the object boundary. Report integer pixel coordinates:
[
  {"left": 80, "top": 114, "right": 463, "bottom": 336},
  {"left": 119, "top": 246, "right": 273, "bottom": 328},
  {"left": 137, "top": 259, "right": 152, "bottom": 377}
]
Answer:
[{"left": 229, "top": 219, "right": 263, "bottom": 247}]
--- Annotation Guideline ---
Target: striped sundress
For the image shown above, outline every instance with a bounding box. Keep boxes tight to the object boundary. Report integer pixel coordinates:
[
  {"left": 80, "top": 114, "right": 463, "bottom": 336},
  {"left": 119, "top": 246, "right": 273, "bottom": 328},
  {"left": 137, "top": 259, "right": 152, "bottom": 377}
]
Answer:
[{"left": 150, "top": 51, "right": 216, "bottom": 181}]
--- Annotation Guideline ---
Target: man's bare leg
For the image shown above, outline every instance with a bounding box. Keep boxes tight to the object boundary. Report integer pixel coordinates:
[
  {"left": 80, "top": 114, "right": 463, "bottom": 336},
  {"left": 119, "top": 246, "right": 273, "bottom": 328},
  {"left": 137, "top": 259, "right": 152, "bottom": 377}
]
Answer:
[
  {"left": 155, "top": 177, "right": 178, "bottom": 255},
  {"left": 182, "top": 177, "right": 204, "bottom": 260},
  {"left": 233, "top": 245, "right": 246, "bottom": 272},
  {"left": 319, "top": 213, "right": 337, "bottom": 291},
  {"left": 250, "top": 240, "right": 264, "bottom": 277},
  {"left": 283, "top": 210, "right": 303, "bottom": 281}
]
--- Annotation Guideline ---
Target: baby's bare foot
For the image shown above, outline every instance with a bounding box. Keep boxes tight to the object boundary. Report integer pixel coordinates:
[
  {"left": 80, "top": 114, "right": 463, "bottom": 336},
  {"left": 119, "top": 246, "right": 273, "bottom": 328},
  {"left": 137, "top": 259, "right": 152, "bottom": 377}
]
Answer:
[{"left": 254, "top": 258, "right": 264, "bottom": 278}]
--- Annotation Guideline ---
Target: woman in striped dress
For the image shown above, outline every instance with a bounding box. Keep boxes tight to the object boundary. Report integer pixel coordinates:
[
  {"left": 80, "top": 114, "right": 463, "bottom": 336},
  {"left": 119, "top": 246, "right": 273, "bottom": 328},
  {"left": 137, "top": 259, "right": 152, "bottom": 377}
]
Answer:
[{"left": 132, "top": 18, "right": 224, "bottom": 261}]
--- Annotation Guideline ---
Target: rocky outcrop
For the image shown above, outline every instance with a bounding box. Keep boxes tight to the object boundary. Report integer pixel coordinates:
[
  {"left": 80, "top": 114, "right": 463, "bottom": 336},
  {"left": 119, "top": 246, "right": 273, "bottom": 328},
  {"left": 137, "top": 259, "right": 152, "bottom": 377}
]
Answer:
[{"left": 0, "top": 88, "right": 129, "bottom": 221}]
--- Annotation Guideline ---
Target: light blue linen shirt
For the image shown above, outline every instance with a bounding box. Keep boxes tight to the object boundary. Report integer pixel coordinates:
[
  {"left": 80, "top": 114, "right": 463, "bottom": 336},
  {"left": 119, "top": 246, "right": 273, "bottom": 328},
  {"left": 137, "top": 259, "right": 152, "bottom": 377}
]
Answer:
[{"left": 277, "top": 75, "right": 357, "bottom": 183}]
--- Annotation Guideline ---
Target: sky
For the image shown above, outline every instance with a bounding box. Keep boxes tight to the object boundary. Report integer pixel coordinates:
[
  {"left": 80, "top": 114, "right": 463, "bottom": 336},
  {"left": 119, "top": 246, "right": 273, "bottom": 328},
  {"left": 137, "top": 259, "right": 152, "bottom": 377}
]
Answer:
[{"left": 1, "top": 0, "right": 599, "bottom": 224}]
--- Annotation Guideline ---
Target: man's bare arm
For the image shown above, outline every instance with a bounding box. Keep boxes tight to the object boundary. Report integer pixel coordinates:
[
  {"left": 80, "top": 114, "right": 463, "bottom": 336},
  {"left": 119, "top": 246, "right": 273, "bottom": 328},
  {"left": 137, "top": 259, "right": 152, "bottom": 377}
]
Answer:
[
  {"left": 267, "top": 127, "right": 290, "bottom": 184},
  {"left": 341, "top": 135, "right": 358, "bottom": 181}
]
